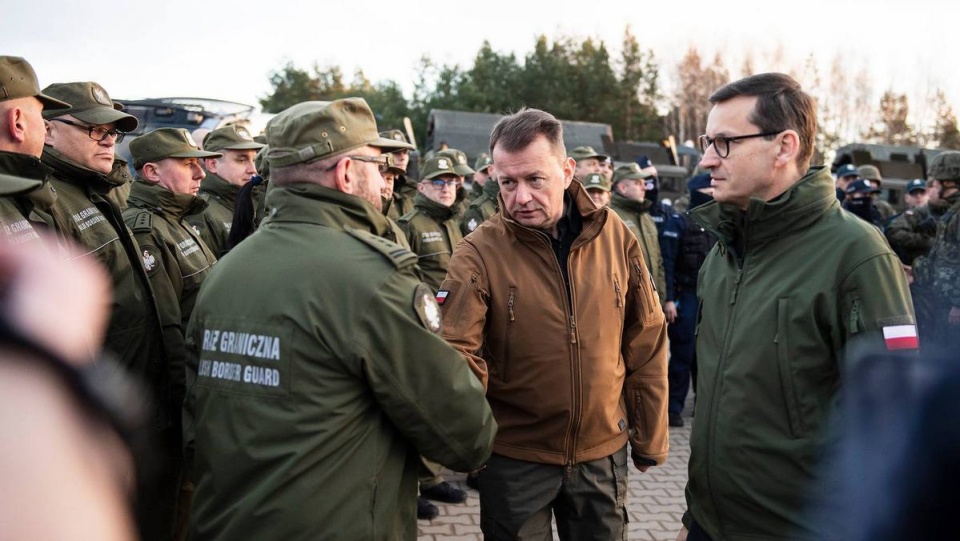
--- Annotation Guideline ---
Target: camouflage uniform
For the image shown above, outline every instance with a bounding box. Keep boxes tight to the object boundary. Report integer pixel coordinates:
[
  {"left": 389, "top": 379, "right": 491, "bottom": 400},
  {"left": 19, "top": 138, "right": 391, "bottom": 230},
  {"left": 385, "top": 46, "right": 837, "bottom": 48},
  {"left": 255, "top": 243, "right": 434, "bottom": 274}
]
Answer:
[{"left": 885, "top": 200, "right": 949, "bottom": 265}]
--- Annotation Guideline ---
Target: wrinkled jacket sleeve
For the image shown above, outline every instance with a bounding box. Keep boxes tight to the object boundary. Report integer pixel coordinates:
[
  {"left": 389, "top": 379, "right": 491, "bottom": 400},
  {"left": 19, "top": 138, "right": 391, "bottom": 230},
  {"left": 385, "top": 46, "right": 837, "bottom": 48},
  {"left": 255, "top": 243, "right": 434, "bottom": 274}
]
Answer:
[
  {"left": 438, "top": 241, "right": 491, "bottom": 389},
  {"left": 357, "top": 268, "right": 496, "bottom": 472},
  {"left": 840, "top": 251, "right": 916, "bottom": 351},
  {"left": 622, "top": 237, "right": 670, "bottom": 465}
]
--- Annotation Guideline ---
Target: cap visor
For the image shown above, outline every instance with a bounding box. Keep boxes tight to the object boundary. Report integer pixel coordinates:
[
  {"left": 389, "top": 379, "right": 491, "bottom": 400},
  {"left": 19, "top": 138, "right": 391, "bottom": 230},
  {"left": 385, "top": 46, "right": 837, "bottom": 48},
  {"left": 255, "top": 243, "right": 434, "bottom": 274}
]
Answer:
[
  {"left": 36, "top": 93, "right": 71, "bottom": 111},
  {"left": 371, "top": 136, "right": 415, "bottom": 151},
  {"left": 170, "top": 150, "right": 223, "bottom": 159},
  {"left": 72, "top": 107, "right": 139, "bottom": 132},
  {"left": 453, "top": 165, "right": 476, "bottom": 176},
  {"left": 0, "top": 172, "right": 43, "bottom": 196},
  {"left": 215, "top": 141, "right": 267, "bottom": 151}
]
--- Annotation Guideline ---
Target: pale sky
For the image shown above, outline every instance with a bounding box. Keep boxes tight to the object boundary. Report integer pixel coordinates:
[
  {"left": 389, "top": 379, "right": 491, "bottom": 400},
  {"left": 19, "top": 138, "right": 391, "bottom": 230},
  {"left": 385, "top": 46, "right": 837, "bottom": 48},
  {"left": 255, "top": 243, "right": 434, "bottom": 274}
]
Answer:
[{"left": 5, "top": 0, "right": 958, "bottom": 124}]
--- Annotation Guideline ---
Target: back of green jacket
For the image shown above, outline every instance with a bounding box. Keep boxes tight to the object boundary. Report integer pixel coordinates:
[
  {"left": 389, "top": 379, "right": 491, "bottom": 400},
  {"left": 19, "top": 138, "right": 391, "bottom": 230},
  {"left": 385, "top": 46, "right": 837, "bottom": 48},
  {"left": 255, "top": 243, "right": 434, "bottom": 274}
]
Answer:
[
  {"left": 184, "top": 183, "right": 495, "bottom": 541},
  {"left": 686, "top": 167, "right": 916, "bottom": 540}
]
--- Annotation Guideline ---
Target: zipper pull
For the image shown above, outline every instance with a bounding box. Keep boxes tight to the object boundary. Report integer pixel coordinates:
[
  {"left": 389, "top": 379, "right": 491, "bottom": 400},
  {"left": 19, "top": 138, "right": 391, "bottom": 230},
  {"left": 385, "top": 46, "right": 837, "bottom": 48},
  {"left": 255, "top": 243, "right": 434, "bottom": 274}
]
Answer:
[
  {"left": 508, "top": 291, "right": 516, "bottom": 321},
  {"left": 569, "top": 315, "right": 577, "bottom": 344},
  {"left": 614, "top": 279, "right": 623, "bottom": 308},
  {"left": 729, "top": 268, "right": 743, "bottom": 305}
]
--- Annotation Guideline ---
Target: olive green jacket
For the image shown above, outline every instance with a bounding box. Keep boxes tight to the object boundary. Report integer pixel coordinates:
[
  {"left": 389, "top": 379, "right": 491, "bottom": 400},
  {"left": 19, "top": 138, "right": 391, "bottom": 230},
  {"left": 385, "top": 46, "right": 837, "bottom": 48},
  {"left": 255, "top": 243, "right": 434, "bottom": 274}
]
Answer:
[
  {"left": 184, "top": 182, "right": 495, "bottom": 541},
  {"left": 460, "top": 179, "right": 499, "bottom": 236},
  {"left": 610, "top": 193, "right": 667, "bottom": 304},
  {"left": 386, "top": 174, "right": 416, "bottom": 222},
  {"left": 398, "top": 193, "right": 462, "bottom": 291},
  {"left": 124, "top": 181, "right": 216, "bottom": 430},
  {"left": 685, "top": 166, "right": 915, "bottom": 540},
  {"left": 0, "top": 151, "right": 50, "bottom": 248},
  {"left": 44, "top": 147, "right": 166, "bottom": 393},
  {"left": 185, "top": 172, "right": 236, "bottom": 259}
]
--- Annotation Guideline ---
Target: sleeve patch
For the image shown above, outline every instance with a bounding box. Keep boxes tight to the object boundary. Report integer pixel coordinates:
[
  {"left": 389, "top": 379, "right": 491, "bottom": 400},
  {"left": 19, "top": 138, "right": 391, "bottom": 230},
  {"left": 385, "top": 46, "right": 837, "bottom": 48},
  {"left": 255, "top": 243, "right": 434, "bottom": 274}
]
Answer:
[{"left": 414, "top": 283, "right": 442, "bottom": 333}]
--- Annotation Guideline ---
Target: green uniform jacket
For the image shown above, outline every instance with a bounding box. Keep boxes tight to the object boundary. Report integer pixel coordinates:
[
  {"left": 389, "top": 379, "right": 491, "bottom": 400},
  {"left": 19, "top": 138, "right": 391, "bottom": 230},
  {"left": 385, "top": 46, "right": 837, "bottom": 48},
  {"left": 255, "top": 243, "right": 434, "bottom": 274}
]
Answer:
[
  {"left": 185, "top": 172, "right": 236, "bottom": 259},
  {"left": 386, "top": 174, "right": 416, "bottom": 222},
  {"left": 610, "top": 193, "right": 667, "bottom": 304},
  {"left": 43, "top": 147, "right": 166, "bottom": 392},
  {"left": 398, "top": 193, "right": 462, "bottom": 291},
  {"left": 460, "top": 179, "right": 499, "bottom": 236},
  {"left": 123, "top": 181, "right": 217, "bottom": 429},
  {"left": 0, "top": 151, "right": 51, "bottom": 248},
  {"left": 885, "top": 199, "right": 949, "bottom": 265},
  {"left": 183, "top": 182, "right": 495, "bottom": 541},
  {"left": 686, "top": 166, "right": 916, "bottom": 540}
]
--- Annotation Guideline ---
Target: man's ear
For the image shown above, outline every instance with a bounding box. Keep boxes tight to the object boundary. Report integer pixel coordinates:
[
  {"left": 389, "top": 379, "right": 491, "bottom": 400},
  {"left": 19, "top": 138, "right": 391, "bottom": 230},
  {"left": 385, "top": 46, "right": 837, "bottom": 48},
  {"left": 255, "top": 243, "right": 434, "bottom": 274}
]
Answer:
[
  {"left": 775, "top": 130, "right": 800, "bottom": 167},
  {"left": 562, "top": 156, "right": 575, "bottom": 188},
  {"left": 141, "top": 163, "right": 162, "bottom": 183},
  {"left": 331, "top": 157, "right": 353, "bottom": 195}
]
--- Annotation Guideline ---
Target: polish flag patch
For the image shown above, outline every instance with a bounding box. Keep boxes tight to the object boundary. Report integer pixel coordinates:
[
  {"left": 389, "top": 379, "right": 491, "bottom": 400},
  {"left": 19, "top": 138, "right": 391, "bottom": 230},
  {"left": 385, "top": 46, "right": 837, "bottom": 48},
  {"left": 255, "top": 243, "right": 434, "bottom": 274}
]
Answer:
[
  {"left": 436, "top": 290, "right": 449, "bottom": 305},
  {"left": 883, "top": 324, "right": 919, "bottom": 351}
]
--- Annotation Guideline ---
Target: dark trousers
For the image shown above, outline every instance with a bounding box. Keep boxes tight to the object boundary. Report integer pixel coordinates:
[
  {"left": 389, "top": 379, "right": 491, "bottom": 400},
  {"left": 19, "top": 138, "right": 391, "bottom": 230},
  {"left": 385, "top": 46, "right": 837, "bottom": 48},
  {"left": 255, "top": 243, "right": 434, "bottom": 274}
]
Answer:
[
  {"left": 688, "top": 519, "right": 714, "bottom": 541},
  {"left": 668, "top": 291, "right": 698, "bottom": 414},
  {"left": 477, "top": 447, "right": 628, "bottom": 541}
]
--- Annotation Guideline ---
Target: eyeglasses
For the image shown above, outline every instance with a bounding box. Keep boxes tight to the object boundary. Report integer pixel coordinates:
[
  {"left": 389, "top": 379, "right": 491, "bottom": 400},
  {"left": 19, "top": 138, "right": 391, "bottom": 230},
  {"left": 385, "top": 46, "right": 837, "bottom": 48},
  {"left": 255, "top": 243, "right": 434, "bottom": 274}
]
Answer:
[
  {"left": 49, "top": 118, "right": 126, "bottom": 143},
  {"left": 698, "top": 131, "right": 782, "bottom": 158},
  {"left": 424, "top": 178, "right": 459, "bottom": 189},
  {"left": 325, "top": 155, "right": 390, "bottom": 173}
]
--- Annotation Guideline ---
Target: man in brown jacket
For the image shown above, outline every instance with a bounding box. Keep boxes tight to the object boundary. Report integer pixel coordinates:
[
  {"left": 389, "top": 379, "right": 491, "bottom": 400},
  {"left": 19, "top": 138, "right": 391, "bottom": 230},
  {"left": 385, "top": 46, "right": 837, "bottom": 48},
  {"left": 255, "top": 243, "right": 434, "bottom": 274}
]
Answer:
[{"left": 438, "top": 108, "right": 669, "bottom": 541}]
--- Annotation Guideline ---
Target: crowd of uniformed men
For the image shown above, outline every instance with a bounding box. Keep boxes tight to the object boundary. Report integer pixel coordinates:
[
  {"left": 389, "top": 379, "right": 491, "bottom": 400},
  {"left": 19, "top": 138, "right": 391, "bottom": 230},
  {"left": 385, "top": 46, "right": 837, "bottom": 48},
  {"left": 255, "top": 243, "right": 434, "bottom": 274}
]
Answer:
[{"left": 3, "top": 54, "right": 960, "bottom": 541}]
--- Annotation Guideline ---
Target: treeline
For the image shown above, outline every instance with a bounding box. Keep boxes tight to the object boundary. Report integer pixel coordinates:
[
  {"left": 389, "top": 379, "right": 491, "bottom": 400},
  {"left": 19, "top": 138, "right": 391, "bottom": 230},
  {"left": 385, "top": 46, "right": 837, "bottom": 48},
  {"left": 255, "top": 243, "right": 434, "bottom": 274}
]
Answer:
[{"left": 259, "top": 27, "right": 960, "bottom": 155}]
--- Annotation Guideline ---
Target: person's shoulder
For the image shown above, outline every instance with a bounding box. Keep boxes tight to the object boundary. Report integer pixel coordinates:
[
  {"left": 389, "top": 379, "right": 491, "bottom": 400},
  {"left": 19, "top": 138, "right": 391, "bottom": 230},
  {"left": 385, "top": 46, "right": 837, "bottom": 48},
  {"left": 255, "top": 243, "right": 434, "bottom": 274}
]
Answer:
[{"left": 343, "top": 227, "right": 418, "bottom": 271}]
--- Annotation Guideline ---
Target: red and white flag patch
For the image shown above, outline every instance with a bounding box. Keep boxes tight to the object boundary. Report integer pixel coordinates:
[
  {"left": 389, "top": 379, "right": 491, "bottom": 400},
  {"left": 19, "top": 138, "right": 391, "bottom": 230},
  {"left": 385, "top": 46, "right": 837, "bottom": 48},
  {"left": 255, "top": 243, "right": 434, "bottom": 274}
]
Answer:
[
  {"left": 436, "top": 290, "right": 449, "bottom": 305},
  {"left": 883, "top": 324, "right": 919, "bottom": 351}
]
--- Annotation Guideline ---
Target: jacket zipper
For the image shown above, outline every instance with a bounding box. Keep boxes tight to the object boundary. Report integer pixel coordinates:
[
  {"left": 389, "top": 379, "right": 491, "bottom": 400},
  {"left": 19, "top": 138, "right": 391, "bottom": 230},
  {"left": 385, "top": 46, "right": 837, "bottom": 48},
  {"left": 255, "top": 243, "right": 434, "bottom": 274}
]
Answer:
[
  {"left": 508, "top": 290, "right": 516, "bottom": 321},
  {"left": 614, "top": 276, "right": 623, "bottom": 308}
]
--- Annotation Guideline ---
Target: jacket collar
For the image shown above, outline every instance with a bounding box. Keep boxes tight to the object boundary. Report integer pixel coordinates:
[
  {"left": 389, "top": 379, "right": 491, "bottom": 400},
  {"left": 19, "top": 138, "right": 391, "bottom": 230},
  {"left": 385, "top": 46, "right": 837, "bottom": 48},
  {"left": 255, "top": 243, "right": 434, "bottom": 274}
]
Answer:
[
  {"left": 690, "top": 166, "right": 837, "bottom": 249},
  {"left": 128, "top": 179, "right": 208, "bottom": 219},
  {"left": 413, "top": 192, "right": 456, "bottom": 221},
  {"left": 42, "top": 145, "right": 120, "bottom": 194},
  {"left": 200, "top": 172, "right": 240, "bottom": 203},
  {"left": 0, "top": 150, "right": 49, "bottom": 196},
  {"left": 611, "top": 192, "right": 653, "bottom": 213},
  {"left": 263, "top": 181, "right": 392, "bottom": 237}
]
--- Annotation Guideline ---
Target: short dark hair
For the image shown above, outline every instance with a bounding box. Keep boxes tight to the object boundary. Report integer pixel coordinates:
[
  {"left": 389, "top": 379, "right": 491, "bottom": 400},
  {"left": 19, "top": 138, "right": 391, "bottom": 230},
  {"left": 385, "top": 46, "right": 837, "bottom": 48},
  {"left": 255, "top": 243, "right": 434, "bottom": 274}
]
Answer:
[
  {"left": 710, "top": 73, "right": 818, "bottom": 170},
  {"left": 489, "top": 107, "right": 566, "bottom": 159}
]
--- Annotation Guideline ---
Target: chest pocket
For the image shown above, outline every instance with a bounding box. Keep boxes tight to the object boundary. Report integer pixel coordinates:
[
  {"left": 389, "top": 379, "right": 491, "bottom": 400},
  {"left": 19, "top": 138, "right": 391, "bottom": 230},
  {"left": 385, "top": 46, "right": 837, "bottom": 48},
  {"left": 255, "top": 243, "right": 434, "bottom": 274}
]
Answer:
[
  {"left": 492, "top": 286, "right": 519, "bottom": 382},
  {"left": 632, "top": 257, "right": 661, "bottom": 325}
]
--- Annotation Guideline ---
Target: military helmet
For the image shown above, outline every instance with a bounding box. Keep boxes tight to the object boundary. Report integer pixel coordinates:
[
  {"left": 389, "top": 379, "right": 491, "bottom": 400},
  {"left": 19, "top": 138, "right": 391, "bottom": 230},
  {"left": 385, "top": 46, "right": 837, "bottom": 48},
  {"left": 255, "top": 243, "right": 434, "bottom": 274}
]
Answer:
[{"left": 929, "top": 151, "right": 960, "bottom": 182}]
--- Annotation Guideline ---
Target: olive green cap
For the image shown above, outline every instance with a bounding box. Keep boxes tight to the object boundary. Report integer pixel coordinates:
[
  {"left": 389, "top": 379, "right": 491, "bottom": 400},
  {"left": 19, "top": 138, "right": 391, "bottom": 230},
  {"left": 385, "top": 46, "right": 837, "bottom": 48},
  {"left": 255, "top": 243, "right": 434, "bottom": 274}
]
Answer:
[
  {"left": 129, "top": 128, "right": 223, "bottom": 169},
  {"left": 857, "top": 164, "right": 882, "bottom": 182},
  {"left": 437, "top": 148, "right": 474, "bottom": 176},
  {"left": 378, "top": 129, "right": 415, "bottom": 151},
  {"left": 266, "top": 99, "right": 409, "bottom": 168},
  {"left": 613, "top": 163, "right": 653, "bottom": 184},
  {"left": 569, "top": 145, "right": 608, "bottom": 162},
  {"left": 474, "top": 154, "right": 492, "bottom": 172},
  {"left": 0, "top": 56, "right": 70, "bottom": 110},
  {"left": 385, "top": 153, "right": 405, "bottom": 175},
  {"left": 202, "top": 125, "right": 266, "bottom": 153},
  {"left": 929, "top": 151, "right": 960, "bottom": 181},
  {"left": 420, "top": 155, "right": 459, "bottom": 181},
  {"left": 582, "top": 172, "right": 611, "bottom": 192},
  {"left": 41, "top": 82, "right": 138, "bottom": 132}
]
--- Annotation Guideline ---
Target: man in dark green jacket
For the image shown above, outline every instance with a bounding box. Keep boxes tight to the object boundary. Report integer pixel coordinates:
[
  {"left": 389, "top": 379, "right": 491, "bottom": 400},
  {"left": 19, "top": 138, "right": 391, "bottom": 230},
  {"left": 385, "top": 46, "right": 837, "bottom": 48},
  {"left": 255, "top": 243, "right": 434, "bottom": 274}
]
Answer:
[
  {"left": 124, "top": 128, "right": 221, "bottom": 541},
  {"left": 185, "top": 125, "right": 265, "bottom": 258},
  {"left": 610, "top": 163, "right": 667, "bottom": 304},
  {"left": 679, "top": 73, "right": 916, "bottom": 541},
  {"left": 184, "top": 99, "right": 495, "bottom": 541},
  {"left": 42, "top": 81, "right": 166, "bottom": 396}
]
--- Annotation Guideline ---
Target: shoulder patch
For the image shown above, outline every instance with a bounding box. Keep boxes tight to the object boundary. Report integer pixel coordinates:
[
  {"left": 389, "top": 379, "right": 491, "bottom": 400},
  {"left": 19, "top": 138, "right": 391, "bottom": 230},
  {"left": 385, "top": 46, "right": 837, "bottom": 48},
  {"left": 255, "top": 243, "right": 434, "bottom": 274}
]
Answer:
[
  {"left": 345, "top": 228, "right": 418, "bottom": 269},
  {"left": 414, "top": 283, "right": 442, "bottom": 333},
  {"left": 397, "top": 209, "right": 419, "bottom": 224},
  {"left": 128, "top": 209, "right": 154, "bottom": 233},
  {"left": 140, "top": 244, "right": 160, "bottom": 276}
]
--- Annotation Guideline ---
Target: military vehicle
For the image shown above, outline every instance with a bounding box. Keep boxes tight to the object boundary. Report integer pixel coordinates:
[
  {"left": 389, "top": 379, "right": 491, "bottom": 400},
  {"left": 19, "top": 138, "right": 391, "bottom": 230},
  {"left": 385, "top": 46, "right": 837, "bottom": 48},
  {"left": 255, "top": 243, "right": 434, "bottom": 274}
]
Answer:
[
  {"left": 831, "top": 143, "right": 948, "bottom": 210},
  {"left": 113, "top": 97, "right": 266, "bottom": 164},
  {"left": 423, "top": 109, "right": 698, "bottom": 201}
]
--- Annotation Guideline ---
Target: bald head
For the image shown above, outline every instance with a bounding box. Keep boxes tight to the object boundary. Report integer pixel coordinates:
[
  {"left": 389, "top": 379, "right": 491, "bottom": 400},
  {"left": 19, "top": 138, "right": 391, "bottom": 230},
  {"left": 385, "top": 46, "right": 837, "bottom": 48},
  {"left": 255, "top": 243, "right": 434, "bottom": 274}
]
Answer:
[{"left": 0, "top": 97, "right": 46, "bottom": 157}]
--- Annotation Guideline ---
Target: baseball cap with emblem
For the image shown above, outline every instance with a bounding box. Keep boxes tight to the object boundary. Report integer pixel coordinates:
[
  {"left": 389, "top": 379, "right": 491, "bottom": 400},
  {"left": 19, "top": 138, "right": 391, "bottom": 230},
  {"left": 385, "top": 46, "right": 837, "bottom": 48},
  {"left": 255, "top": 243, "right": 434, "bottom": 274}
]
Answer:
[
  {"left": 857, "top": 164, "right": 882, "bottom": 182},
  {"left": 129, "top": 128, "right": 222, "bottom": 169},
  {"left": 0, "top": 56, "right": 70, "bottom": 109},
  {"left": 202, "top": 125, "right": 266, "bottom": 153},
  {"left": 583, "top": 173, "right": 611, "bottom": 192},
  {"left": 846, "top": 178, "right": 881, "bottom": 195},
  {"left": 40, "top": 82, "right": 138, "bottom": 132},
  {"left": 474, "top": 154, "right": 492, "bottom": 172},
  {"left": 569, "top": 146, "right": 608, "bottom": 162},
  {"left": 437, "top": 148, "right": 475, "bottom": 176},
  {"left": 613, "top": 163, "right": 653, "bottom": 184},
  {"left": 266, "top": 99, "right": 410, "bottom": 168},
  {"left": 378, "top": 129, "right": 415, "bottom": 151},
  {"left": 835, "top": 164, "right": 858, "bottom": 178},
  {"left": 420, "top": 155, "right": 459, "bottom": 181},
  {"left": 906, "top": 179, "right": 927, "bottom": 193},
  {"left": 929, "top": 151, "right": 960, "bottom": 182}
]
